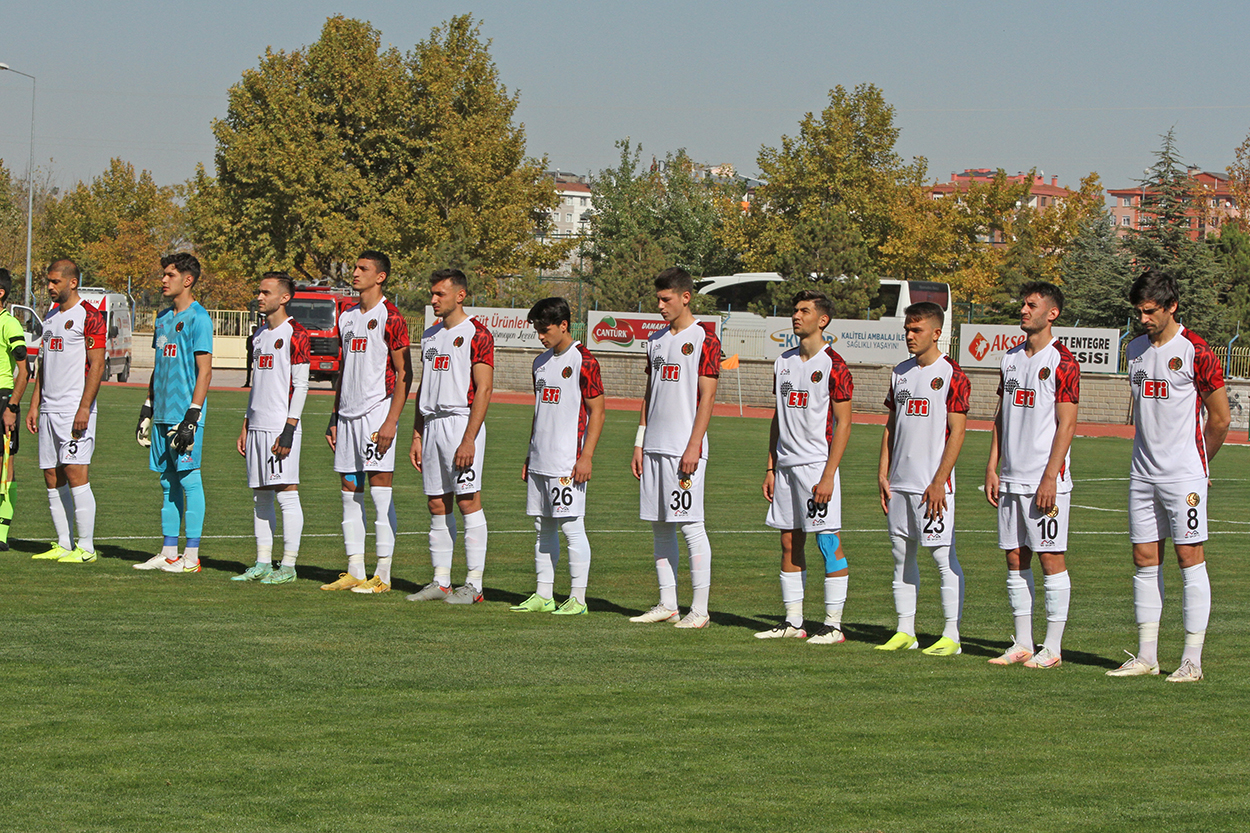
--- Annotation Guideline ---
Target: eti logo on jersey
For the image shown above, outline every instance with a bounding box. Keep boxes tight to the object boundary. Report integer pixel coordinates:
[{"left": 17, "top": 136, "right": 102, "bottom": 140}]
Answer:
[
  {"left": 904, "top": 398, "right": 930, "bottom": 416},
  {"left": 660, "top": 364, "right": 680, "bottom": 381},
  {"left": 432, "top": 354, "right": 451, "bottom": 371},
  {"left": 540, "top": 386, "right": 561, "bottom": 404},
  {"left": 163, "top": 343, "right": 178, "bottom": 358},
  {"left": 785, "top": 389, "right": 809, "bottom": 408},
  {"left": 1012, "top": 388, "right": 1036, "bottom": 408},
  {"left": 47, "top": 336, "right": 65, "bottom": 352},
  {"left": 1141, "top": 380, "right": 1169, "bottom": 399},
  {"left": 257, "top": 354, "right": 274, "bottom": 370},
  {"left": 349, "top": 337, "right": 369, "bottom": 353}
]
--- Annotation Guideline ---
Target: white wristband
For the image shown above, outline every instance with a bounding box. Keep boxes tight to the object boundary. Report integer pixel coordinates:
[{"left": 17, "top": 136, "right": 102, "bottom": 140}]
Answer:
[{"left": 634, "top": 426, "right": 646, "bottom": 447}]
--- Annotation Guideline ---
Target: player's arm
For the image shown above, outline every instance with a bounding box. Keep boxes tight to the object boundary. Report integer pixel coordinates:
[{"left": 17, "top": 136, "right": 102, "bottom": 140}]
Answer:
[
  {"left": 5, "top": 335, "right": 28, "bottom": 435},
  {"left": 374, "top": 345, "right": 412, "bottom": 457},
  {"left": 631, "top": 372, "right": 652, "bottom": 480},
  {"left": 237, "top": 416, "right": 248, "bottom": 457},
  {"left": 1200, "top": 385, "right": 1231, "bottom": 464},
  {"left": 679, "top": 373, "right": 718, "bottom": 476},
  {"left": 1035, "top": 400, "right": 1076, "bottom": 513},
  {"left": 75, "top": 342, "right": 106, "bottom": 434},
  {"left": 454, "top": 360, "right": 491, "bottom": 469},
  {"left": 24, "top": 352, "right": 43, "bottom": 435},
  {"left": 922, "top": 412, "right": 966, "bottom": 520},
  {"left": 813, "top": 398, "right": 850, "bottom": 505},
  {"left": 409, "top": 380, "right": 425, "bottom": 471},
  {"left": 984, "top": 402, "right": 1003, "bottom": 508},
  {"left": 572, "top": 393, "right": 605, "bottom": 484},
  {"left": 273, "top": 360, "right": 309, "bottom": 459},
  {"left": 878, "top": 410, "right": 896, "bottom": 515},
  {"left": 763, "top": 410, "right": 779, "bottom": 502}
]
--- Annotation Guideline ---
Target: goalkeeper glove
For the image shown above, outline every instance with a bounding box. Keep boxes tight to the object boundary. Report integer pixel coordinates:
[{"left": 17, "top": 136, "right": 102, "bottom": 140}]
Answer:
[
  {"left": 277, "top": 422, "right": 297, "bottom": 452},
  {"left": 169, "top": 405, "right": 201, "bottom": 454},
  {"left": 136, "top": 400, "right": 153, "bottom": 447}
]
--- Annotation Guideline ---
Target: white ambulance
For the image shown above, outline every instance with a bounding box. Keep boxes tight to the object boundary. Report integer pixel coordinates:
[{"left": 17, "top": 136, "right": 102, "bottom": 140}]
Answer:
[{"left": 76, "top": 288, "right": 134, "bottom": 382}]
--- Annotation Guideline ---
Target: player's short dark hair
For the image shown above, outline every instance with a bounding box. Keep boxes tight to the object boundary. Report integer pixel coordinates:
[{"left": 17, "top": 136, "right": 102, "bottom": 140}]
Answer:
[
  {"left": 1021, "top": 281, "right": 1063, "bottom": 315},
  {"left": 431, "top": 268, "right": 469, "bottom": 291},
  {"left": 527, "top": 297, "right": 571, "bottom": 329},
  {"left": 792, "top": 289, "right": 833, "bottom": 323},
  {"left": 1129, "top": 267, "right": 1180, "bottom": 311},
  {"left": 0, "top": 268, "right": 10, "bottom": 304},
  {"left": 261, "top": 271, "right": 296, "bottom": 303},
  {"left": 654, "top": 267, "right": 694, "bottom": 295},
  {"left": 904, "top": 301, "right": 944, "bottom": 328},
  {"left": 359, "top": 250, "right": 390, "bottom": 277},
  {"left": 48, "top": 258, "right": 81, "bottom": 285},
  {"left": 161, "top": 252, "right": 201, "bottom": 285}
]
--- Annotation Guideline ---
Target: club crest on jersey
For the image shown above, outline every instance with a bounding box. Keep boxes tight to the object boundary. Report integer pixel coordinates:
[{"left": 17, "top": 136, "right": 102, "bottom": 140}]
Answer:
[
  {"left": 370, "top": 432, "right": 379, "bottom": 442},
  {"left": 677, "top": 473, "right": 692, "bottom": 489},
  {"left": 930, "top": 377, "right": 943, "bottom": 390},
  {"left": 681, "top": 342, "right": 694, "bottom": 356},
  {"left": 85, "top": 336, "right": 97, "bottom": 349},
  {"left": 1186, "top": 492, "right": 1200, "bottom": 507},
  {"left": 559, "top": 476, "right": 573, "bottom": 487},
  {"left": 175, "top": 322, "right": 184, "bottom": 332},
  {"left": 1038, "top": 367, "right": 1051, "bottom": 381},
  {"left": 64, "top": 320, "right": 73, "bottom": 330},
  {"left": 274, "top": 338, "right": 283, "bottom": 349},
  {"left": 811, "top": 371, "right": 823, "bottom": 383},
  {"left": 562, "top": 366, "right": 573, "bottom": 379},
  {"left": 1168, "top": 357, "right": 1182, "bottom": 371},
  {"left": 368, "top": 319, "right": 378, "bottom": 330},
  {"left": 1046, "top": 505, "right": 1060, "bottom": 519},
  {"left": 454, "top": 336, "right": 464, "bottom": 348}
]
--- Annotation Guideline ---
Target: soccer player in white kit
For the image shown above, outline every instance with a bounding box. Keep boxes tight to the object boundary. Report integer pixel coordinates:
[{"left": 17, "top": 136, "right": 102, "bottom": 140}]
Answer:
[
  {"left": 1107, "top": 269, "right": 1229, "bottom": 682},
  {"left": 322, "top": 251, "right": 412, "bottom": 594},
  {"left": 629, "top": 267, "right": 720, "bottom": 629},
  {"left": 511, "top": 297, "right": 606, "bottom": 616},
  {"left": 985, "top": 282, "right": 1079, "bottom": 670},
  {"left": 756, "top": 290, "right": 853, "bottom": 644},
  {"left": 407, "top": 268, "right": 494, "bottom": 604},
  {"left": 25, "top": 259, "right": 105, "bottom": 564},
  {"left": 876, "top": 302, "right": 969, "bottom": 655},
  {"left": 233, "top": 273, "right": 310, "bottom": 585}
]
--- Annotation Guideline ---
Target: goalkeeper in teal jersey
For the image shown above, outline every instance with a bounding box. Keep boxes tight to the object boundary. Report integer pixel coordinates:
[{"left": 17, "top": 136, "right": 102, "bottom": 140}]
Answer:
[
  {"left": 133, "top": 253, "right": 213, "bottom": 573},
  {"left": 0, "top": 268, "right": 29, "bottom": 550}
]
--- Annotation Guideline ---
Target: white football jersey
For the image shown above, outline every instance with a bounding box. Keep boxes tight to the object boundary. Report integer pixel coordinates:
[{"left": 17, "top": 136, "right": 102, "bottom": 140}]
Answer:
[
  {"left": 337, "top": 298, "right": 410, "bottom": 420},
  {"left": 885, "top": 355, "right": 971, "bottom": 494},
  {"left": 40, "top": 300, "right": 106, "bottom": 415},
  {"left": 642, "top": 322, "right": 721, "bottom": 458},
  {"left": 528, "top": 342, "right": 604, "bottom": 476},
  {"left": 1127, "top": 327, "right": 1224, "bottom": 482},
  {"left": 418, "top": 316, "right": 495, "bottom": 417},
  {"left": 772, "top": 345, "right": 854, "bottom": 468},
  {"left": 247, "top": 318, "right": 311, "bottom": 432},
  {"left": 997, "top": 338, "right": 1080, "bottom": 494}
]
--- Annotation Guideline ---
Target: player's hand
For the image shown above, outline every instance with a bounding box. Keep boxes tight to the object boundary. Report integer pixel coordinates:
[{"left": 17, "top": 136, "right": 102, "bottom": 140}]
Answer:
[
  {"left": 812, "top": 476, "right": 835, "bottom": 507},
  {"left": 236, "top": 426, "right": 247, "bottom": 457},
  {"left": 136, "top": 400, "right": 153, "bottom": 447},
  {"left": 763, "top": 469, "right": 775, "bottom": 502},
  {"left": 878, "top": 475, "right": 892, "bottom": 515},
  {"left": 572, "top": 455, "right": 593, "bottom": 484},
  {"left": 325, "top": 414, "right": 337, "bottom": 451},
  {"left": 453, "top": 435, "right": 475, "bottom": 470},
  {"left": 271, "top": 423, "right": 296, "bottom": 460},
  {"left": 24, "top": 406, "right": 36, "bottom": 435},
  {"left": 375, "top": 418, "right": 397, "bottom": 456},
  {"left": 73, "top": 405, "right": 90, "bottom": 435},
  {"left": 631, "top": 446, "right": 643, "bottom": 480},
  {"left": 922, "top": 482, "right": 947, "bottom": 520},
  {"left": 169, "top": 406, "right": 201, "bottom": 454},
  {"left": 984, "top": 468, "right": 1000, "bottom": 508},
  {"left": 678, "top": 444, "right": 701, "bottom": 476},
  {"left": 520, "top": 460, "right": 528, "bottom": 482},
  {"left": 1034, "top": 475, "right": 1057, "bottom": 514},
  {"left": 409, "top": 433, "right": 423, "bottom": 471}
]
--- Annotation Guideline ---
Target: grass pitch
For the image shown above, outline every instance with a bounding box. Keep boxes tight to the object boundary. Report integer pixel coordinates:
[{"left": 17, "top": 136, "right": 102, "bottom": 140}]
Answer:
[{"left": 1, "top": 384, "right": 1248, "bottom": 832}]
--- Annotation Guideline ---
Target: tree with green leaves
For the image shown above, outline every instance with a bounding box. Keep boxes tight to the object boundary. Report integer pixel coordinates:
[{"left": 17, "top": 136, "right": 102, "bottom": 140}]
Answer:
[
  {"left": 1057, "top": 212, "right": 1136, "bottom": 328},
  {"left": 189, "top": 14, "right": 565, "bottom": 290},
  {"left": 1210, "top": 223, "right": 1250, "bottom": 336},
  {"left": 751, "top": 204, "right": 878, "bottom": 317}
]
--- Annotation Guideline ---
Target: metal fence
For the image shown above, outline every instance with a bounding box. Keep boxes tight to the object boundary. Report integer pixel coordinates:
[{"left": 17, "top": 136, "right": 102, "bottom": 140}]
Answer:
[{"left": 136, "top": 308, "right": 254, "bottom": 337}]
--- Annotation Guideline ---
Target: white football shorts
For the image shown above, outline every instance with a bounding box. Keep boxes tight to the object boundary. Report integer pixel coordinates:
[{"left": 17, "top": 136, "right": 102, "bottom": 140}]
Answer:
[
  {"left": 421, "top": 414, "right": 485, "bottom": 496},
  {"left": 887, "top": 489, "right": 954, "bottom": 547},
  {"left": 640, "top": 452, "right": 706, "bottom": 523},
  {"left": 526, "top": 472, "right": 587, "bottom": 519},
  {"left": 1129, "top": 477, "right": 1208, "bottom": 545},
  {"left": 998, "top": 491, "right": 1070, "bottom": 553},
  {"left": 38, "top": 409, "right": 96, "bottom": 469},
  {"left": 333, "top": 399, "right": 397, "bottom": 474},
  {"left": 246, "top": 428, "right": 302, "bottom": 488},
  {"left": 767, "top": 461, "right": 841, "bottom": 532}
]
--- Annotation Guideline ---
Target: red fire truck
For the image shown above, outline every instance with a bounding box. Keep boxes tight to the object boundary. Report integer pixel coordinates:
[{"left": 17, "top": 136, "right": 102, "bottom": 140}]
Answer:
[{"left": 288, "top": 285, "right": 358, "bottom": 384}]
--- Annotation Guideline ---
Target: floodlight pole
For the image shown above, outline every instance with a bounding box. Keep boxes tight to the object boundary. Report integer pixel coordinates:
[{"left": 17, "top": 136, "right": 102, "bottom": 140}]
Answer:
[{"left": 0, "top": 63, "right": 36, "bottom": 306}]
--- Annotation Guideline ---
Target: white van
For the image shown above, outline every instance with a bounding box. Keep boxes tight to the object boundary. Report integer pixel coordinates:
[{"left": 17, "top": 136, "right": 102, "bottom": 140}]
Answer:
[
  {"left": 696, "top": 272, "right": 950, "bottom": 321},
  {"left": 76, "top": 288, "right": 134, "bottom": 382}
]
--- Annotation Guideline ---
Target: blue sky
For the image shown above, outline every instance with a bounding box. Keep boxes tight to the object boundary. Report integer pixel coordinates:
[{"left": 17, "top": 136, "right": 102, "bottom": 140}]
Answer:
[{"left": 2, "top": 1, "right": 1248, "bottom": 194}]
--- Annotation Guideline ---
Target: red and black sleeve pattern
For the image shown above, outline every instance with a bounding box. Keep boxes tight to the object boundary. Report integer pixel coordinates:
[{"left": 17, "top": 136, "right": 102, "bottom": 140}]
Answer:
[
  {"left": 826, "top": 347, "right": 854, "bottom": 401},
  {"left": 946, "top": 358, "right": 971, "bottom": 414},
  {"left": 698, "top": 332, "right": 722, "bottom": 379},
  {"left": 471, "top": 319, "right": 495, "bottom": 367},
  {"left": 579, "top": 344, "right": 604, "bottom": 399},
  {"left": 289, "top": 321, "right": 311, "bottom": 365},
  {"left": 383, "top": 301, "right": 411, "bottom": 351},
  {"left": 1053, "top": 343, "right": 1080, "bottom": 404},
  {"left": 82, "top": 303, "right": 106, "bottom": 350},
  {"left": 1186, "top": 330, "right": 1225, "bottom": 393}
]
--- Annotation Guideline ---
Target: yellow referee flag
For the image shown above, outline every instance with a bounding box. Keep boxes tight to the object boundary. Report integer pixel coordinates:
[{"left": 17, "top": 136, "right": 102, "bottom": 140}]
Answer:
[{"left": 720, "top": 353, "right": 739, "bottom": 370}]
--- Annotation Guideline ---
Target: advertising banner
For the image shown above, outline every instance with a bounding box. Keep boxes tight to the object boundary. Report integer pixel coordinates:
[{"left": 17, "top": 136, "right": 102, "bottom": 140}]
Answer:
[
  {"left": 585, "top": 311, "right": 723, "bottom": 354},
  {"left": 760, "top": 317, "right": 910, "bottom": 365},
  {"left": 958, "top": 324, "right": 1119, "bottom": 372},
  {"left": 423, "top": 306, "right": 544, "bottom": 349}
]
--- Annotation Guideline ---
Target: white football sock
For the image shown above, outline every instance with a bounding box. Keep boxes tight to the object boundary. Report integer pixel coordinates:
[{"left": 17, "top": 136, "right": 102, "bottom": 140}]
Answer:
[
  {"left": 1180, "top": 562, "right": 1210, "bottom": 667},
  {"left": 429, "top": 512, "right": 455, "bottom": 587},
  {"left": 370, "top": 486, "right": 396, "bottom": 584},
  {"left": 1006, "top": 568, "right": 1035, "bottom": 651},
  {"left": 70, "top": 483, "right": 96, "bottom": 554},
  {"left": 47, "top": 487, "right": 72, "bottom": 550},
  {"left": 275, "top": 490, "right": 303, "bottom": 559},
  {"left": 891, "top": 536, "right": 919, "bottom": 636},
  {"left": 1133, "top": 565, "right": 1163, "bottom": 666},
  {"left": 347, "top": 553, "right": 366, "bottom": 582},
  {"left": 534, "top": 516, "right": 558, "bottom": 599},
  {"left": 680, "top": 522, "right": 711, "bottom": 617},
  {"left": 253, "top": 489, "right": 276, "bottom": 562},
  {"left": 1042, "top": 570, "right": 1071, "bottom": 654},
  {"left": 340, "top": 490, "right": 366, "bottom": 574},
  {"left": 930, "top": 543, "right": 963, "bottom": 641},
  {"left": 780, "top": 569, "right": 805, "bottom": 628},
  {"left": 562, "top": 516, "right": 591, "bottom": 604},
  {"left": 652, "top": 521, "right": 679, "bottom": 611},
  {"left": 824, "top": 575, "right": 848, "bottom": 628},
  {"left": 463, "top": 510, "right": 487, "bottom": 590}
]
